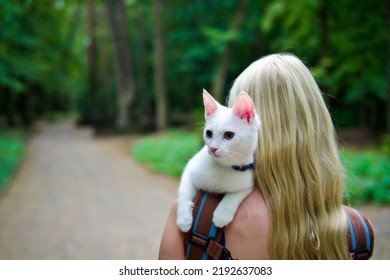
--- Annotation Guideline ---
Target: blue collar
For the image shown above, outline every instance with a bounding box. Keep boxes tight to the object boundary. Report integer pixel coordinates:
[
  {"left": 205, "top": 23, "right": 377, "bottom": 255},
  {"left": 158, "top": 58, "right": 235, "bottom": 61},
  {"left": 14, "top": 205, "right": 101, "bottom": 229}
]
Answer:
[{"left": 232, "top": 162, "right": 255, "bottom": 172}]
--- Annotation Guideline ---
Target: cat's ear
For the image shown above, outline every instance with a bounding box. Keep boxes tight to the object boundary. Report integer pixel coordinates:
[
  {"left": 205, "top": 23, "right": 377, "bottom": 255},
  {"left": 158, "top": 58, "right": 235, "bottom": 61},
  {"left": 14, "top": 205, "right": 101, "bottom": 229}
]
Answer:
[
  {"left": 203, "top": 89, "right": 218, "bottom": 118},
  {"left": 233, "top": 91, "right": 256, "bottom": 124}
]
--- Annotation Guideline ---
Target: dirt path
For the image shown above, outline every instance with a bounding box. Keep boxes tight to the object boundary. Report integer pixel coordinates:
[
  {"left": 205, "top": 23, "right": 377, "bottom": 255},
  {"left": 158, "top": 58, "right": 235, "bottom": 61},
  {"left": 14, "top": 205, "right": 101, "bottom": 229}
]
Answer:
[
  {"left": 0, "top": 121, "right": 388, "bottom": 260},
  {"left": 0, "top": 121, "right": 178, "bottom": 259}
]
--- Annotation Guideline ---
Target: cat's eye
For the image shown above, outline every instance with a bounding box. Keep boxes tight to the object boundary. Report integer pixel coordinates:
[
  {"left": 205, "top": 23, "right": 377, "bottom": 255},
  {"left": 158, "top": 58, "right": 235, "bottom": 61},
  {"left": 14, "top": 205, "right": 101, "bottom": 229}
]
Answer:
[
  {"left": 206, "top": 130, "right": 213, "bottom": 138},
  {"left": 224, "top": 131, "right": 235, "bottom": 140}
]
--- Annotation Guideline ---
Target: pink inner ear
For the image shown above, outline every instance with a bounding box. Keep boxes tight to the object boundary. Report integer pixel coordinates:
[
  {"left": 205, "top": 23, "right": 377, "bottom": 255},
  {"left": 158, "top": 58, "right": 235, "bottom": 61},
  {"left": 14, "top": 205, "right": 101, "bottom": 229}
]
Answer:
[
  {"left": 203, "top": 91, "right": 218, "bottom": 117},
  {"left": 233, "top": 92, "right": 255, "bottom": 123}
]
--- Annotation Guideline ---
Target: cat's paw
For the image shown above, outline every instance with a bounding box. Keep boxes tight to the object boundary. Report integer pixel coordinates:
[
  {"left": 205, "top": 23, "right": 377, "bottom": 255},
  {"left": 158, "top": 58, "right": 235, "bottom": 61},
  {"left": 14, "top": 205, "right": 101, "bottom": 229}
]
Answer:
[
  {"left": 177, "top": 214, "right": 193, "bottom": 232},
  {"left": 176, "top": 202, "right": 194, "bottom": 232},
  {"left": 212, "top": 206, "right": 235, "bottom": 228}
]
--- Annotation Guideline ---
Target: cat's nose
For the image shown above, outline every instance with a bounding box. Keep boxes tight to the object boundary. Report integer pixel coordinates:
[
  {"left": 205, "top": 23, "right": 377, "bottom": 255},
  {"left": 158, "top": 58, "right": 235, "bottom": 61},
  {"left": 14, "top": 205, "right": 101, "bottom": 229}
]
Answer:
[{"left": 210, "top": 147, "right": 218, "bottom": 154}]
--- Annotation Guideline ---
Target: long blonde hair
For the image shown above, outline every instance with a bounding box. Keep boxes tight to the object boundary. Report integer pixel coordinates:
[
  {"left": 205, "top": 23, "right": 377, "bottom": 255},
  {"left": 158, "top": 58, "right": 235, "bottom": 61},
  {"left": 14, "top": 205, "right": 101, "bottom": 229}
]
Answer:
[{"left": 228, "top": 54, "right": 348, "bottom": 259}]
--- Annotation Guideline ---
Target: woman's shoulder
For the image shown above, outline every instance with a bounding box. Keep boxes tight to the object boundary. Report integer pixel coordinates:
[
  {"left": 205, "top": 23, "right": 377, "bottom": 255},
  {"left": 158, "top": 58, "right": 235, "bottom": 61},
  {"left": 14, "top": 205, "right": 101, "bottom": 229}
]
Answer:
[
  {"left": 159, "top": 187, "right": 270, "bottom": 260},
  {"left": 224, "top": 187, "right": 270, "bottom": 259}
]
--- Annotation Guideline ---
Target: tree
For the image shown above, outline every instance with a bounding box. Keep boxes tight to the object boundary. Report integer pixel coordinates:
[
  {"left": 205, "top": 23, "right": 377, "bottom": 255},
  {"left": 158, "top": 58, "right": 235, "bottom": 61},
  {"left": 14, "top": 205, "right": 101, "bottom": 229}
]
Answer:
[
  {"left": 0, "top": 0, "right": 85, "bottom": 127},
  {"left": 261, "top": 0, "right": 388, "bottom": 132},
  {"left": 105, "top": 0, "right": 135, "bottom": 129},
  {"left": 387, "top": 0, "right": 390, "bottom": 132},
  {"left": 85, "top": 0, "right": 98, "bottom": 122},
  {"left": 134, "top": 3, "right": 152, "bottom": 128},
  {"left": 317, "top": 0, "right": 329, "bottom": 61},
  {"left": 1, "top": 0, "right": 387, "bottom": 134},
  {"left": 151, "top": 0, "right": 167, "bottom": 131},
  {"left": 211, "top": 0, "right": 248, "bottom": 102}
]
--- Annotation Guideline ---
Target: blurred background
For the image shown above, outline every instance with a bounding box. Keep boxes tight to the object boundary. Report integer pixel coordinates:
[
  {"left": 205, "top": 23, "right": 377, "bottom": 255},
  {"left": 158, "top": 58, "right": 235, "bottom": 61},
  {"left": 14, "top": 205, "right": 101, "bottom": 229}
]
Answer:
[{"left": 0, "top": 0, "right": 389, "bottom": 259}]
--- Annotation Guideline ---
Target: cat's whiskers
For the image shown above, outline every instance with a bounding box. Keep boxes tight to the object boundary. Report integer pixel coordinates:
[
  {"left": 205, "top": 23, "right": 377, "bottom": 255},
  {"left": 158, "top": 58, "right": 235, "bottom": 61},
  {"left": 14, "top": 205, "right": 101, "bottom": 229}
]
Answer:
[{"left": 228, "top": 151, "right": 252, "bottom": 166}]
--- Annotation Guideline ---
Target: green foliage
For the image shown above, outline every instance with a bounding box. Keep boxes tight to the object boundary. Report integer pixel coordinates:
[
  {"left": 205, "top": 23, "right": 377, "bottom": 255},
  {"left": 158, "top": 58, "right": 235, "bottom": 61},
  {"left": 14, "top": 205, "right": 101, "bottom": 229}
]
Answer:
[
  {"left": 132, "top": 130, "right": 202, "bottom": 178},
  {"left": 0, "top": 0, "right": 87, "bottom": 125},
  {"left": 260, "top": 0, "right": 388, "bottom": 129},
  {"left": 0, "top": 0, "right": 389, "bottom": 131},
  {"left": 341, "top": 149, "right": 390, "bottom": 205},
  {"left": 0, "top": 130, "right": 27, "bottom": 192},
  {"left": 261, "top": 0, "right": 322, "bottom": 59},
  {"left": 163, "top": 0, "right": 263, "bottom": 110},
  {"left": 381, "top": 134, "right": 390, "bottom": 157}
]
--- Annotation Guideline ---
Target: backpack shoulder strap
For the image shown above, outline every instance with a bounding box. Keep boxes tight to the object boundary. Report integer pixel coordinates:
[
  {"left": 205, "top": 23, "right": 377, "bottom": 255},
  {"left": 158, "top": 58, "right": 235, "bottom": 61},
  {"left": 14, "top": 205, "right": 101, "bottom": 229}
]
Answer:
[
  {"left": 343, "top": 206, "right": 374, "bottom": 260},
  {"left": 184, "top": 191, "right": 233, "bottom": 260}
]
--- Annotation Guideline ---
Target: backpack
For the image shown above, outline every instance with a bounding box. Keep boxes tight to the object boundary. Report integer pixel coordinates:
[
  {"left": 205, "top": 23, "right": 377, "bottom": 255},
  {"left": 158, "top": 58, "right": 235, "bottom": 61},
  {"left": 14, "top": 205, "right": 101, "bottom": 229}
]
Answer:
[{"left": 184, "top": 191, "right": 374, "bottom": 260}]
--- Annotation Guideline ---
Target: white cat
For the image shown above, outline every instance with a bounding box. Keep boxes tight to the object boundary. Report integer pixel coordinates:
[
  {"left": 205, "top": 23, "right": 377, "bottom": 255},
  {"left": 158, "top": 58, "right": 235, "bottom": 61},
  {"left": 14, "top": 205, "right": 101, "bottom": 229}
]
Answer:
[{"left": 176, "top": 89, "right": 260, "bottom": 232}]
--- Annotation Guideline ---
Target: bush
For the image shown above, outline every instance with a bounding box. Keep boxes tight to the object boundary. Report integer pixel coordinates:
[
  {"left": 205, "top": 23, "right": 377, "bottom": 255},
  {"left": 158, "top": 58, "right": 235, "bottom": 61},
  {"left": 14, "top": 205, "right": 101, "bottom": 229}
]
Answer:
[
  {"left": 132, "top": 130, "right": 202, "bottom": 178},
  {"left": 341, "top": 149, "right": 390, "bottom": 205},
  {"left": 381, "top": 134, "right": 390, "bottom": 157},
  {"left": 0, "top": 129, "right": 27, "bottom": 192}
]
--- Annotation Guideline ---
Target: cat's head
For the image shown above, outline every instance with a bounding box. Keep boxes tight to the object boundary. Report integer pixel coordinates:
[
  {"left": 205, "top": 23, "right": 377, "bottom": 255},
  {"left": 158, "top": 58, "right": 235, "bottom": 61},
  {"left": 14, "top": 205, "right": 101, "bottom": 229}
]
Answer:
[{"left": 202, "top": 89, "right": 260, "bottom": 166}]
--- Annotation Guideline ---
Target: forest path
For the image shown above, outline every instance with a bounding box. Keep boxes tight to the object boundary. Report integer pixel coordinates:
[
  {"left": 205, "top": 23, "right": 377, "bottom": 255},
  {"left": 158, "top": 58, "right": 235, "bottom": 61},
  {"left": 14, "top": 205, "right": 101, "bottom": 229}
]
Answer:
[{"left": 0, "top": 121, "right": 178, "bottom": 259}]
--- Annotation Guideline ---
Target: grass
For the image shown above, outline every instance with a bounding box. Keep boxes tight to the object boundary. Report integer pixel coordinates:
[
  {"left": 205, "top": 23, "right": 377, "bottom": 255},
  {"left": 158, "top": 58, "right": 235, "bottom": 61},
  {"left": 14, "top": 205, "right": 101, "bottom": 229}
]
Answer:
[
  {"left": 0, "top": 129, "right": 28, "bottom": 193},
  {"left": 132, "top": 130, "right": 202, "bottom": 178},
  {"left": 132, "top": 129, "right": 390, "bottom": 205}
]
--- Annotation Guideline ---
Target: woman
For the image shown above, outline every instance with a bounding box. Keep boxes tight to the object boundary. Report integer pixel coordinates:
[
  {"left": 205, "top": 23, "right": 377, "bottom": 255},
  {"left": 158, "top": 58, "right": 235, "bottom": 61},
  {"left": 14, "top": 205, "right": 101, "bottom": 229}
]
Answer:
[{"left": 159, "top": 53, "right": 348, "bottom": 259}]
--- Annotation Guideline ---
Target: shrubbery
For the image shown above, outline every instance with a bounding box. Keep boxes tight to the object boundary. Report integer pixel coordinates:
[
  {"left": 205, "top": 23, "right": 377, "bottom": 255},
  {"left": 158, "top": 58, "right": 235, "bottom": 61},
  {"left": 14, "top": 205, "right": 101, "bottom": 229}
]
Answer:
[
  {"left": 0, "top": 130, "right": 26, "bottom": 192},
  {"left": 341, "top": 149, "right": 390, "bottom": 205},
  {"left": 132, "top": 130, "right": 202, "bottom": 178}
]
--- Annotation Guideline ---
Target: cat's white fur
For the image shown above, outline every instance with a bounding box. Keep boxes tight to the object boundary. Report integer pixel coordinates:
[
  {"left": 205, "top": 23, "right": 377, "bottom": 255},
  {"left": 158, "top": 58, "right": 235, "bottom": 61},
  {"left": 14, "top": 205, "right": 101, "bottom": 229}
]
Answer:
[{"left": 176, "top": 89, "right": 260, "bottom": 232}]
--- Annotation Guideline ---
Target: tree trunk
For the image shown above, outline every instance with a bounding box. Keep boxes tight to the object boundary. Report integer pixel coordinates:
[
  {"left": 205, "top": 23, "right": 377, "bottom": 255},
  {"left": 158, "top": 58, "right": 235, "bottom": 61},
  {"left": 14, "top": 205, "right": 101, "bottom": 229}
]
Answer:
[
  {"left": 19, "top": 91, "right": 33, "bottom": 127},
  {"left": 318, "top": 0, "right": 329, "bottom": 62},
  {"left": 4, "top": 90, "right": 17, "bottom": 127},
  {"left": 135, "top": 4, "right": 152, "bottom": 128},
  {"left": 65, "top": 1, "right": 82, "bottom": 113},
  {"left": 105, "top": 0, "right": 135, "bottom": 129},
  {"left": 211, "top": 0, "right": 248, "bottom": 103},
  {"left": 386, "top": 0, "right": 390, "bottom": 132},
  {"left": 86, "top": 0, "right": 98, "bottom": 122},
  {"left": 151, "top": 0, "right": 167, "bottom": 131}
]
